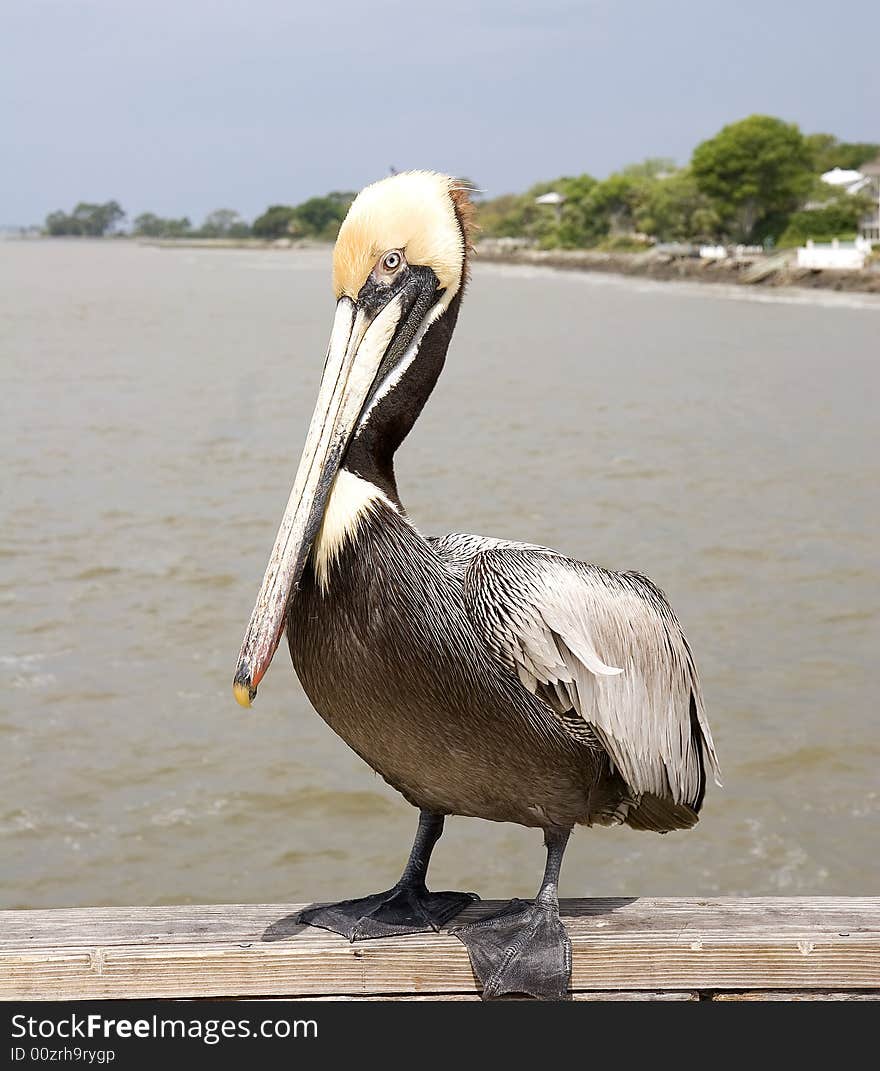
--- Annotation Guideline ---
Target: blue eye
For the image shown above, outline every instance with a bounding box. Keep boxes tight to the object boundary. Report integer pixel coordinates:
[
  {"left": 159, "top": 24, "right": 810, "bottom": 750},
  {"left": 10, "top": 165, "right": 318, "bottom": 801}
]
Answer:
[{"left": 382, "top": 251, "right": 401, "bottom": 272}]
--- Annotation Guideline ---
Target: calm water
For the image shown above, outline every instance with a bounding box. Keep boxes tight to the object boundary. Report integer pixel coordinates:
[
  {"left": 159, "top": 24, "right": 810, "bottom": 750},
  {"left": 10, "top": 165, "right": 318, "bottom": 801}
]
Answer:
[{"left": 2, "top": 240, "right": 878, "bottom": 909}]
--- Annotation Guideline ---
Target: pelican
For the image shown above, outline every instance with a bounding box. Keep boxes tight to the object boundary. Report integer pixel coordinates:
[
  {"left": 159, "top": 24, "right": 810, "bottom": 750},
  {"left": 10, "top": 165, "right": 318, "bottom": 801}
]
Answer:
[{"left": 233, "top": 171, "right": 721, "bottom": 999}]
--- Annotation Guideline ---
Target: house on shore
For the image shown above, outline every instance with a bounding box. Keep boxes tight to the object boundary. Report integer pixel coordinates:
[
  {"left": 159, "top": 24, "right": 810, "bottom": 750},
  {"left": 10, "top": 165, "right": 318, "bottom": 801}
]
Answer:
[
  {"left": 859, "top": 155, "right": 880, "bottom": 244},
  {"left": 534, "top": 190, "right": 566, "bottom": 222},
  {"left": 820, "top": 166, "right": 869, "bottom": 196},
  {"left": 820, "top": 156, "right": 880, "bottom": 244},
  {"left": 812, "top": 155, "right": 880, "bottom": 251}
]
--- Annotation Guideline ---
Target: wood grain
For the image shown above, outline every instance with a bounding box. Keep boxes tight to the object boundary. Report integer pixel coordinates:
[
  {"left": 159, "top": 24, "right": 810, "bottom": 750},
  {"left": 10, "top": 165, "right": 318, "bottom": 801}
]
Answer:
[
  {"left": 1, "top": 898, "right": 877, "bottom": 1001},
  {"left": 712, "top": 991, "right": 880, "bottom": 1001}
]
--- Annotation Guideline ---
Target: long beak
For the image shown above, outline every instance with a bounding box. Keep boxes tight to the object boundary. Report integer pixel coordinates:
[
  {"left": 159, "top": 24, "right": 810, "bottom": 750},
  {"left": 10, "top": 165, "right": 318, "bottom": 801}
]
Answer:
[{"left": 232, "top": 291, "right": 408, "bottom": 707}]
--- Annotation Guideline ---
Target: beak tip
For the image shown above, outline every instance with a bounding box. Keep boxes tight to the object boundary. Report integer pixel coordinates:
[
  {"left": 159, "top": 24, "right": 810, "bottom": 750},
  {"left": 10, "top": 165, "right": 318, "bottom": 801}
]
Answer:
[
  {"left": 232, "top": 682, "right": 253, "bottom": 708},
  {"left": 233, "top": 666, "right": 256, "bottom": 709}
]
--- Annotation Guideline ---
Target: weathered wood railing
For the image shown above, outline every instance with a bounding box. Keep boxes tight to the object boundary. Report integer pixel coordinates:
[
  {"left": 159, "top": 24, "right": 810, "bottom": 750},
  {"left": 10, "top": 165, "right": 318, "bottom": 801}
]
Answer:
[{"left": 2, "top": 898, "right": 877, "bottom": 1001}]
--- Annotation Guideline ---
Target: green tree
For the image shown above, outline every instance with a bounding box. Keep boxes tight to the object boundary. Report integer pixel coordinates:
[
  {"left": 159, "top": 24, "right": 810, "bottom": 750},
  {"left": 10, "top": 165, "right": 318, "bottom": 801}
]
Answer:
[
  {"left": 252, "top": 204, "right": 298, "bottom": 239},
  {"left": 250, "top": 192, "right": 356, "bottom": 243},
  {"left": 290, "top": 192, "right": 355, "bottom": 240},
  {"left": 45, "top": 210, "right": 83, "bottom": 235},
  {"left": 162, "top": 217, "right": 192, "bottom": 238},
  {"left": 132, "top": 212, "right": 163, "bottom": 237},
  {"left": 477, "top": 175, "right": 601, "bottom": 248},
  {"left": 133, "top": 213, "right": 192, "bottom": 238},
  {"left": 552, "top": 174, "right": 601, "bottom": 247},
  {"left": 621, "top": 157, "right": 678, "bottom": 181},
  {"left": 479, "top": 191, "right": 536, "bottom": 242},
  {"left": 585, "top": 173, "right": 648, "bottom": 236},
  {"left": 640, "top": 169, "right": 719, "bottom": 241},
  {"left": 805, "top": 134, "right": 880, "bottom": 173},
  {"left": 199, "top": 209, "right": 250, "bottom": 238},
  {"left": 45, "top": 201, "right": 124, "bottom": 236},
  {"left": 73, "top": 201, "right": 125, "bottom": 236},
  {"left": 691, "top": 115, "right": 814, "bottom": 241},
  {"left": 476, "top": 192, "right": 531, "bottom": 238}
]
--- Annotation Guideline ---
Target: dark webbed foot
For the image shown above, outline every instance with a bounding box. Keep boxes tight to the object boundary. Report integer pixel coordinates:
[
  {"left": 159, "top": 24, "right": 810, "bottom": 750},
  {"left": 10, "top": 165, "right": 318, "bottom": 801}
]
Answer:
[
  {"left": 298, "top": 884, "right": 478, "bottom": 941},
  {"left": 453, "top": 897, "right": 572, "bottom": 1000},
  {"left": 298, "top": 811, "right": 477, "bottom": 940}
]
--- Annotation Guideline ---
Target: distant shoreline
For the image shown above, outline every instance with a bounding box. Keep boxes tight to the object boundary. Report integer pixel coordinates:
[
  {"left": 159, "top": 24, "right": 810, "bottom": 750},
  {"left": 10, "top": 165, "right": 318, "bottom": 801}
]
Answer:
[
  {"left": 136, "top": 236, "right": 880, "bottom": 294},
  {"left": 137, "top": 237, "right": 327, "bottom": 251},
  {"left": 11, "top": 234, "right": 880, "bottom": 295},
  {"left": 473, "top": 244, "right": 880, "bottom": 295}
]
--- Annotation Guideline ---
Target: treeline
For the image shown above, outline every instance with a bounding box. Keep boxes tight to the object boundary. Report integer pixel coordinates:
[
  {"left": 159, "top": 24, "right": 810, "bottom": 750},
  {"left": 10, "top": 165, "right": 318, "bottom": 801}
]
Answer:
[
  {"left": 43, "top": 194, "right": 356, "bottom": 242},
  {"left": 44, "top": 117, "right": 877, "bottom": 249},
  {"left": 46, "top": 201, "right": 125, "bottom": 237},
  {"left": 251, "top": 192, "right": 355, "bottom": 240},
  {"left": 478, "top": 117, "right": 878, "bottom": 250},
  {"left": 133, "top": 208, "right": 251, "bottom": 239}
]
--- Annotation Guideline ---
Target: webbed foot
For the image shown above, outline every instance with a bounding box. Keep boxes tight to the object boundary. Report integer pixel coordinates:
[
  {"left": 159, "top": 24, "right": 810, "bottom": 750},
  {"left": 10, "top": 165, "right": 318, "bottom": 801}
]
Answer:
[
  {"left": 453, "top": 897, "right": 572, "bottom": 1000},
  {"left": 298, "top": 883, "right": 478, "bottom": 941}
]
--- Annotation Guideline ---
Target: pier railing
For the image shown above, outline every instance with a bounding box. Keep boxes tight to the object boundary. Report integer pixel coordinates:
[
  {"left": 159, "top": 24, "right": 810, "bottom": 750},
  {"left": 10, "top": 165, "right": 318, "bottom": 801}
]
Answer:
[{"left": 2, "top": 897, "right": 877, "bottom": 1001}]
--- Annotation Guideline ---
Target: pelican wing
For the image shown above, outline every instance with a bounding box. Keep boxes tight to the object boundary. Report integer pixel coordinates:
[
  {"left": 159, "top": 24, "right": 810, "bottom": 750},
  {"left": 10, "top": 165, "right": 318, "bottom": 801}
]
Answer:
[{"left": 436, "top": 537, "right": 721, "bottom": 811}]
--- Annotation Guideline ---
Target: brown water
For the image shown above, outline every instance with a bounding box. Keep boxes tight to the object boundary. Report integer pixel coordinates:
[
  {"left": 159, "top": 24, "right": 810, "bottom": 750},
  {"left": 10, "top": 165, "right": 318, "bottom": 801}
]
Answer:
[{"left": 2, "top": 240, "right": 878, "bottom": 909}]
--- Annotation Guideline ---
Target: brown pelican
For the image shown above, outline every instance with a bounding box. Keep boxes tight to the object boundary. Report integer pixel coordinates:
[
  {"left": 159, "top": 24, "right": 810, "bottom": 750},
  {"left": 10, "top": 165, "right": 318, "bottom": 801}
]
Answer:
[{"left": 233, "top": 171, "right": 721, "bottom": 999}]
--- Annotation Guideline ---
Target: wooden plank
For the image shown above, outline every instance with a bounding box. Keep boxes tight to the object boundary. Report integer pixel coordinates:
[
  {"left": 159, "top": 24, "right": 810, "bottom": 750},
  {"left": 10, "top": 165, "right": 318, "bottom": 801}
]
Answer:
[
  {"left": 1, "top": 898, "right": 877, "bottom": 1001},
  {"left": 712, "top": 991, "right": 880, "bottom": 1001},
  {"left": 280, "top": 991, "right": 700, "bottom": 1001}
]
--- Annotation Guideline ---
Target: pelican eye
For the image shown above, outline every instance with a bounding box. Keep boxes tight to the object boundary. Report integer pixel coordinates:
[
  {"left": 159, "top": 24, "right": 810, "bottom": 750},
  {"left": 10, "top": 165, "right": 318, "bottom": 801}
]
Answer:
[{"left": 381, "top": 250, "right": 402, "bottom": 273}]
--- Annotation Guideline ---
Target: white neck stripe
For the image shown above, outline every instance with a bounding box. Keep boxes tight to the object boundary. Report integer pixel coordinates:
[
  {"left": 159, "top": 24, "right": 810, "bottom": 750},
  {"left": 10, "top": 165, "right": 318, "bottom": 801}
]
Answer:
[
  {"left": 353, "top": 296, "right": 446, "bottom": 439},
  {"left": 312, "top": 469, "right": 397, "bottom": 592}
]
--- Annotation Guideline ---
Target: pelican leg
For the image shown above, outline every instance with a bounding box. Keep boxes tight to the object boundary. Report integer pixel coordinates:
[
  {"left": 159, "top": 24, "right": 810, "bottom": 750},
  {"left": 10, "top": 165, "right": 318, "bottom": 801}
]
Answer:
[
  {"left": 453, "top": 828, "right": 572, "bottom": 1000},
  {"left": 297, "top": 810, "right": 478, "bottom": 941}
]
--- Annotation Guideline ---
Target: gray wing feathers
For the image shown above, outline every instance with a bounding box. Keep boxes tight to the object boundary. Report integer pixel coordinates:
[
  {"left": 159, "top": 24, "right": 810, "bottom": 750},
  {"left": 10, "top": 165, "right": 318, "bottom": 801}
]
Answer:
[{"left": 458, "top": 544, "right": 721, "bottom": 810}]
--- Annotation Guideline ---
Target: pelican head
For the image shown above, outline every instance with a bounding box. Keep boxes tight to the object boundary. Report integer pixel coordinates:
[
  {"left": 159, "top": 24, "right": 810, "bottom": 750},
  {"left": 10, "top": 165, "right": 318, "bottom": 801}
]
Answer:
[{"left": 234, "top": 171, "right": 473, "bottom": 707}]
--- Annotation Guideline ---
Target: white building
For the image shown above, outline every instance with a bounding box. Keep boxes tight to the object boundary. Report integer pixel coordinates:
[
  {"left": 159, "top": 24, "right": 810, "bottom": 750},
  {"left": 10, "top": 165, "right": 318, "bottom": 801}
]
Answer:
[
  {"left": 820, "top": 166, "right": 869, "bottom": 195},
  {"left": 534, "top": 190, "right": 566, "bottom": 222},
  {"left": 534, "top": 192, "right": 566, "bottom": 207},
  {"left": 859, "top": 156, "right": 880, "bottom": 244},
  {"left": 796, "top": 236, "right": 871, "bottom": 270},
  {"left": 819, "top": 157, "right": 880, "bottom": 246}
]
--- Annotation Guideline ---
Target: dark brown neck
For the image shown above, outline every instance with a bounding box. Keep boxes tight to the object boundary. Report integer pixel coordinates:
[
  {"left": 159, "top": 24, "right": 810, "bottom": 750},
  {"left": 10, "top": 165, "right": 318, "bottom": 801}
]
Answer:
[{"left": 342, "top": 285, "right": 465, "bottom": 505}]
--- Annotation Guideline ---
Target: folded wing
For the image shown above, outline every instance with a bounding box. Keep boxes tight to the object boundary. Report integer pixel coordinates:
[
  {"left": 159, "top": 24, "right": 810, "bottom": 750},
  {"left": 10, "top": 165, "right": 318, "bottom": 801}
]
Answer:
[{"left": 437, "top": 537, "right": 721, "bottom": 819}]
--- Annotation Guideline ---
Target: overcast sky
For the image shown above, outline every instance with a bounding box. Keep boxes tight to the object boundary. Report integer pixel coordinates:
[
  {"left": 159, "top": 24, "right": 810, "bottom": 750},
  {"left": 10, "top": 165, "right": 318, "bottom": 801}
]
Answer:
[{"left": 2, "top": 0, "right": 877, "bottom": 226}]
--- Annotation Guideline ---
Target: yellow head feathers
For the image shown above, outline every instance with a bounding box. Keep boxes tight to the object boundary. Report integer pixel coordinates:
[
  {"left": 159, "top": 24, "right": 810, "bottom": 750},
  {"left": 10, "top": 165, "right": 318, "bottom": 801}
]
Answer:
[{"left": 333, "top": 171, "right": 471, "bottom": 305}]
